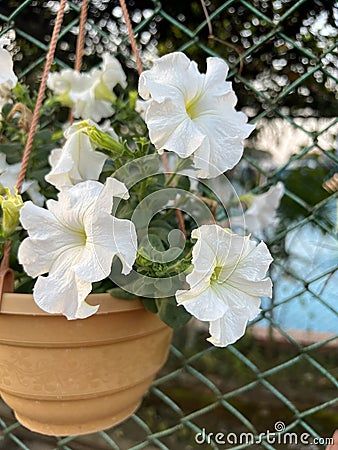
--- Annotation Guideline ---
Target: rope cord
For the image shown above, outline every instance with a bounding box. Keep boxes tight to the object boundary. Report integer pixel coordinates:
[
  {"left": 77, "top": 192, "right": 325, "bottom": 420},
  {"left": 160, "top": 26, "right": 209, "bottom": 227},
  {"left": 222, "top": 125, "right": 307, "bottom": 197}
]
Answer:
[
  {"left": 118, "top": 0, "right": 143, "bottom": 76},
  {"left": 69, "top": 0, "right": 88, "bottom": 123},
  {"left": 15, "top": 0, "right": 67, "bottom": 192},
  {"left": 74, "top": 0, "right": 88, "bottom": 72}
]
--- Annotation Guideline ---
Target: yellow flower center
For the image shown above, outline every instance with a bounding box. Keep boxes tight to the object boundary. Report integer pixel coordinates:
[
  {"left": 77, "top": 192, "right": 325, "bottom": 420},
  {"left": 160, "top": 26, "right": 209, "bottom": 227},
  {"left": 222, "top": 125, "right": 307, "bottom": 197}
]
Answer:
[
  {"left": 94, "top": 80, "right": 116, "bottom": 103},
  {"left": 211, "top": 265, "right": 223, "bottom": 284},
  {"left": 79, "top": 228, "right": 87, "bottom": 246},
  {"left": 185, "top": 94, "right": 202, "bottom": 119},
  {"left": 67, "top": 226, "right": 87, "bottom": 246}
]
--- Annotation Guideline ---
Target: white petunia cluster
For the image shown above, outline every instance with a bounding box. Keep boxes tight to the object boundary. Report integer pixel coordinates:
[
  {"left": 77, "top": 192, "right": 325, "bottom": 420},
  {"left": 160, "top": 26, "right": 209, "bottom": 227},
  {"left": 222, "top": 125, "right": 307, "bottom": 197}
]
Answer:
[{"left": 16, "top": 51, "right": 276, "bottom": 347}]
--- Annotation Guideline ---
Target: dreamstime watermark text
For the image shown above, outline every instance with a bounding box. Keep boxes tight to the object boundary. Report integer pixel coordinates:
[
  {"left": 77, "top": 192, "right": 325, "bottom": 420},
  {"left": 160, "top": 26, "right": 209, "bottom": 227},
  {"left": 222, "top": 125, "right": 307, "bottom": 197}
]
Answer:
[{"left": 195, "top": 421, "right": 334, "bottom": 447}]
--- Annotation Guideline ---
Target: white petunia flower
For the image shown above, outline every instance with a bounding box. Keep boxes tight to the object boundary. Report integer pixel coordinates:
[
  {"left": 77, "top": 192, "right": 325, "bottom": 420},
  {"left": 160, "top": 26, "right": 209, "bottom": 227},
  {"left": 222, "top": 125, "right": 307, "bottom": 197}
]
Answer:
[
  {"left": 45, "top": 121, "right": 113, "bottom": 191},
  {"left": 138, "top": 52, "right": 254, "bottom": 179},
  {"left": 0, "top": 153, "right": 45, "bottom": 206},
  {"left": 0, "top": 38, "right": 17, "bottom": 89},
  {"left": 176, "top": 224, "right": 273, "bottom": 347},
  {"left": 47, "top": 53, "right": 127, "bottom": 122},
  {"left": 18, "top": 178, "right": 137, "bottom": 320},
  {"left": 0, "top": 37, "right": 17, "bottom": 115},
  {"left": 232, "top": 182, "right": 285, "bottom": 236}
]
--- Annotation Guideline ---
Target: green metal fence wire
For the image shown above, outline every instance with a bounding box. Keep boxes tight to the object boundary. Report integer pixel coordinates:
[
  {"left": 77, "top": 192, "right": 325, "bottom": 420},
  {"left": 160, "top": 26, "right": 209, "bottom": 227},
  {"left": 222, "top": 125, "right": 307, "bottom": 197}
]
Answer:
[{"left": 0, "top": 0, "right": 337, "bottom": 449}]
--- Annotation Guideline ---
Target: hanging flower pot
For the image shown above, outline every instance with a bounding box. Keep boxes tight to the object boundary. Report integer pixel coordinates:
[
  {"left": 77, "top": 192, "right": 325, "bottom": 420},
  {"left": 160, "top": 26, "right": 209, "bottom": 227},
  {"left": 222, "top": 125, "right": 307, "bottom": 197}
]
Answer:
[{"left": 0, "top": 293, "right": 172, "bottom": 436}]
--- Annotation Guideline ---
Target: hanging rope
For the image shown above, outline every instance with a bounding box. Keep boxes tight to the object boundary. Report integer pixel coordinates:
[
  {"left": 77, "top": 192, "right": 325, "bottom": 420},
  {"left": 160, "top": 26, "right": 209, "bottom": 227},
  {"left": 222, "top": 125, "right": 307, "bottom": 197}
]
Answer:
[
  {"left": 0, "top": 241, "right": 14, "bottom": 297},
  {"left": 69, "top": 0, "right": 88, "bottom": 124},
  {"left": 15, "top": 0, "right": 67, "bottom": 192},
  {"left": 0, "top": 0, "right": 67, "bottom": 299},
  {"left": 118, "top": 0, "right": 143, "bottom": 76},
  {"left": 74, "top": 0, "right": 88, "bottom": 72}
]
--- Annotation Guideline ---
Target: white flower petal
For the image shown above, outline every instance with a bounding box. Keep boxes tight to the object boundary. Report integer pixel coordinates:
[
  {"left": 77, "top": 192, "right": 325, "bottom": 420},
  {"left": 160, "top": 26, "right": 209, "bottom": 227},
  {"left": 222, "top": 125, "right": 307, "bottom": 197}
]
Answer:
[
  {"left": 0, "top": 153, "right": 43, "bottom": 204},
  {"left": 101, "top": 176, "right": 130, "bottom": 202},
  {"left": 19, "top": 238, "right": 57, "bottom": 278},
  {"left": 207, "top": 300, "right": 260, "bottom": 347},
  {"left": 68, "top": 73, "right": 94, "bottom": 102},
  {"left": 25, "top": 180, "right": 45, "bottom": 207},
  {"left": 135, "top": 99, "right": 150, "bottom": 119},
  {"left": 106, "top": 217, "right": 137, "bottom": 274},
  {"left": 238, "top": 182, "right": 285, "bottom": 235},
  {"left": 67, "top": 132, "right": 107, "bottom": 182},
  {"left": 47, "top": 180, "right": 104, "bottom": 230},
  {"left": 203, "top": 57, "right": 231, "bottom": 95},
  {"left": 192, "top": 224, "right": 249, "bottom": 270},
  {"left": 234, "top": 241, "right": 274, "bottom": 281},
  {"left": 176, "top": 285, "right": 228, "bottom": 321},
  {"left": 228, "top": 277, "right": 273, "bottom": 297},
  {"left": 146, "top": 99, "right": 205, "bottom": 157},
  {"left": 73, "top": 96, "right": 114, "bottom": 122},
  {"left": 33, "top": 247, "right": 96, "bottom": 320},
  {"left": 0, "top": 44, "right": 17, "bottom": 88},
  {"left": 99, "top": 53, "right": 127, "bottom": 89},
  {"left": 193, "top": 111, "right": 255, "bottom": 178},
  {"left": 75, "top": 215, "right": 137, "bottom": 282},
  {"left": 19, "top": 201, "right": 64, "bottom": 239},
  {"left": 139, "top": 52, "right": 202, "bottom": 103},
  {"left": 18, "top": 203, "right": 77, "bottom": 278},
  {"left": 45, "top": 148, "right": 76, "bottom": 189},
  {"left": 100, "top": 120, "right": 119, "bottom": 140},
  {"left": 47, "top": 69, "right": 78, "bottom": 95}
]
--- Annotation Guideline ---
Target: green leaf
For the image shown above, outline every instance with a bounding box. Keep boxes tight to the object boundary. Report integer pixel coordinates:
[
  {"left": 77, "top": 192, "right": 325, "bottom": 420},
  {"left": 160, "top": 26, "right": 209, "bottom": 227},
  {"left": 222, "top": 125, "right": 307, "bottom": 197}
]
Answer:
[
  {"left": 15, "top": 277, "right": 35, "bottom": 293},
  {"left": 148, "top": 233, "right": 166, "bottom": 251},
  {"left": 141, "top": 297, "right": 158, "bottom": 314},
  {"left": 177, "top": 175, "right": 191, "bottom": 191},
  {"left": 156, "top": 297, "right": 191, "bottom": 329},
  {"left": 108, "top": 287, "right": 136, "bottom": 300}
]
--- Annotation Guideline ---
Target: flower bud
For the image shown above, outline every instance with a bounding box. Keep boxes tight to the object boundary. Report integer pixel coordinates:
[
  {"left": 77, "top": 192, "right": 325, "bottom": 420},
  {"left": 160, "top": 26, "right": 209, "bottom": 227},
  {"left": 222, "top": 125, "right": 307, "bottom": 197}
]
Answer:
[{"left": 75, "top": 120, "right": 125, "bottom": 154}]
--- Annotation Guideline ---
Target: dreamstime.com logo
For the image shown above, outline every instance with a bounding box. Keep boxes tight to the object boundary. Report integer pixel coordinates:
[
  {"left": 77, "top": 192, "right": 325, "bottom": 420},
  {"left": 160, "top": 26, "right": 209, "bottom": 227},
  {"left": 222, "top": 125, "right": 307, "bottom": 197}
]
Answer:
[{"left": 195, "top": 421, "right": 335, "bottom": 447}]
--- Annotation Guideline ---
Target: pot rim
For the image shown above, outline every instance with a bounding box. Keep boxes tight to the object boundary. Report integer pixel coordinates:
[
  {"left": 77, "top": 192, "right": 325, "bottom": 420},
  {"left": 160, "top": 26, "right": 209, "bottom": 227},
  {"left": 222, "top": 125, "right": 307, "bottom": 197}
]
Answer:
[{"left": 0, "top": 292, "right": 143, "bottom": 316}]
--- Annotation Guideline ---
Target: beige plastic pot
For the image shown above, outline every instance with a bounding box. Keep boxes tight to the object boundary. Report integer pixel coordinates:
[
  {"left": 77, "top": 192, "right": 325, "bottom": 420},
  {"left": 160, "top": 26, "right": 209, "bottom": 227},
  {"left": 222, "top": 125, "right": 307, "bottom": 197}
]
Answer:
[{"left": 0, "top": 293, "right": 172, "bottom": 436}]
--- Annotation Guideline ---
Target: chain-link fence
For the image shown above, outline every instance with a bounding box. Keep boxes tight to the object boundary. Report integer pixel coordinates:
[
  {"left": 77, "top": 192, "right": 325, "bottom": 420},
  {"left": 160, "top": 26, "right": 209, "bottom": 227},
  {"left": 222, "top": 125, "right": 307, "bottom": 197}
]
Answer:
[{"left": 0, "top": 0, "right": 337, "bottom": 449}]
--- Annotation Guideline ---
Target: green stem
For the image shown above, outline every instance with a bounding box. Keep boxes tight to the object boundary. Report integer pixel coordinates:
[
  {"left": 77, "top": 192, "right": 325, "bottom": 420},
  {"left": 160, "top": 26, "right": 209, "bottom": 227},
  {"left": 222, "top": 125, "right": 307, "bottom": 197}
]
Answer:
[{"left": 165, "top": 158, "right": 188, "bottom": 187}]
